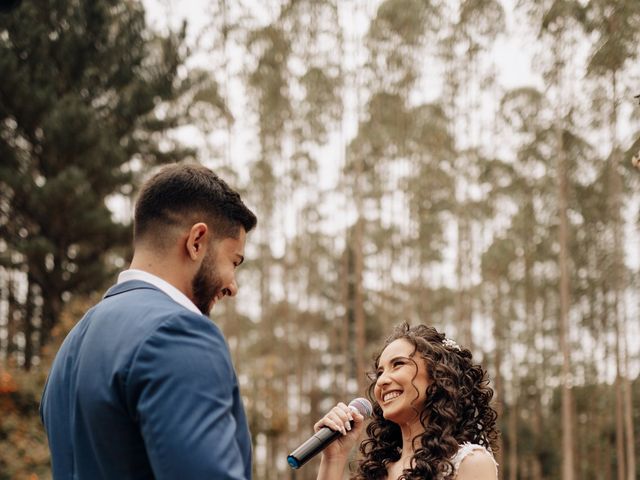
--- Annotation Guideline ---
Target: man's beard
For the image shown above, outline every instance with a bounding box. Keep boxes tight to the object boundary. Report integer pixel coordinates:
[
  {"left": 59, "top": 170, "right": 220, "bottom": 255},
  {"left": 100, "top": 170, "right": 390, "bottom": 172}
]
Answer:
[{"left": 191, "top": 252, "right": 223, "bottom": 315}]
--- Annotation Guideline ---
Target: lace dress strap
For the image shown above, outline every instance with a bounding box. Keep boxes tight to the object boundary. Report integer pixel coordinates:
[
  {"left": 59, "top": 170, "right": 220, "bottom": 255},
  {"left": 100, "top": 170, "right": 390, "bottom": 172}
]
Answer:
[{"left": 450, "top": 442, "right": 498, "bottom": 478}]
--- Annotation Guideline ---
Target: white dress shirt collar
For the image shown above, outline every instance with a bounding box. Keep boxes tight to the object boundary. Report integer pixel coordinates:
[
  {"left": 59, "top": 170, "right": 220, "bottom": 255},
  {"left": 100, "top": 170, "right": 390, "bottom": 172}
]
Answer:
[{"left": 117, "top": 269, "right": 202, "bottom": 316}]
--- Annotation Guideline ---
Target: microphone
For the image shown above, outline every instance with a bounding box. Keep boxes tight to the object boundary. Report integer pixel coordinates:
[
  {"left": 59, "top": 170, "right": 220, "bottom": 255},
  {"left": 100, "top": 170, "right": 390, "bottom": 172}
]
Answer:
[{"left": 287, "top": 398, "right": 372, "bottom": 469}]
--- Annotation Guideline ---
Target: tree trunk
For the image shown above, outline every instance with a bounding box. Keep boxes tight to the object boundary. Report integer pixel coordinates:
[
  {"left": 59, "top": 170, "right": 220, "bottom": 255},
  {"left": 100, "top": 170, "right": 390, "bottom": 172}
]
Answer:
[
  {"left": 22, "top": 280, "right": 35, "bottom": 370},
  {"left": 353, "top": 216, "right": 366, "bottom": 394},
  {"left": 339, "top": 248, "right": 350, "bottom": 397},
  {"left": 508, "top": 396, "right": 518, "bottom": 480},
  {"left": 526, "top": 253, "right": 542, "bottom": 480},
  {"left": 531, "top": 396, "right": 543, "bottom": 480},
  {"left": 615, "top": 357, "right": 625, "bottom": 480},
  {"left": 456, "top": 216, "right": 473, "bottom": 350},
  {"left": 608, "top": 70, "right": 635, "bottom": 480},
  {"left": 556, "top": 119, "right": 575, "bottom": 480},
  {"left": 352, "top": 0, "right": 366, "bottom": 395},
  {"left": 592, "top": 388, "right": 603, "bottom": 480},
  {"left": 622, "top": 329, "right": 635, "bottom": 480},
  {"left": 5, "top": 273, "right": 19, "bottom": 364},
  {"left": 491, "top": 279, "right": 504, "bottom": 479}
]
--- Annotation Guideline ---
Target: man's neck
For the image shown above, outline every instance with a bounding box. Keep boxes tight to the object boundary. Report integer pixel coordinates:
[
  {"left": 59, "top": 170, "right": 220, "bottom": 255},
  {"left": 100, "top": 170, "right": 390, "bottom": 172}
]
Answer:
[{"left": 129, "top": 250, "right": 192, "bottom": 299}]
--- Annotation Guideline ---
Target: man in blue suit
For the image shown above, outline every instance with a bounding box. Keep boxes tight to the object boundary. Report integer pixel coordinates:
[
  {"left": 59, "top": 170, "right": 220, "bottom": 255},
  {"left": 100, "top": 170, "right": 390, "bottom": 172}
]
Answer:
[{"left": 40, "top": 163, "right": 257, "bottom": 479}]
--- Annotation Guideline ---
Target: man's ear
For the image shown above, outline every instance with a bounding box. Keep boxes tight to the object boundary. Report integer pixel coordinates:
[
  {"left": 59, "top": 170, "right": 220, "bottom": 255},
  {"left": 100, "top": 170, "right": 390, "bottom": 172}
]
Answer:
[{"left": 186, "top": 222, "right": 209, "bottom": 261}]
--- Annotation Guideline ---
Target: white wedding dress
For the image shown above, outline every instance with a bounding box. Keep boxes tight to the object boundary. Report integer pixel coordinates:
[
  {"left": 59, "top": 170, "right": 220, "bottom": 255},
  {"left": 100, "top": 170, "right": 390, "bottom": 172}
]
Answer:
[{"left": 444, "top": 442, "right": 499, "bottom": 479}]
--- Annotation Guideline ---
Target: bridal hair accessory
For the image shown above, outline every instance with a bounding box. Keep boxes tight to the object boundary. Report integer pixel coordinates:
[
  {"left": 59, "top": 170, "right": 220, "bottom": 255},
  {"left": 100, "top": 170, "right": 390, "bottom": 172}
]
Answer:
[{"left": 442, "top": 338, "right": 461, "bottom": 351}]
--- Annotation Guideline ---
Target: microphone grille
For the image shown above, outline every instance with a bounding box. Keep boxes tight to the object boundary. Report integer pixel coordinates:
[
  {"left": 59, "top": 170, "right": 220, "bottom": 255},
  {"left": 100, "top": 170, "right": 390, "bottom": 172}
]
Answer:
[{"left": 349, "top": 397, "right": 373, "bottom": 418}]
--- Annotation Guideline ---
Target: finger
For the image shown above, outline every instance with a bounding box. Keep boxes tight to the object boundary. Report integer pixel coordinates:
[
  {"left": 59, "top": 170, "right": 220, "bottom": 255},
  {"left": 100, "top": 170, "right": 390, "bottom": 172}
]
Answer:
[
  {"left": 351, "top": 409, "right": 364, "bottom": 423},
  {"left": 316, "top": 412, "right": 347, "bottom": 435},
  {"left": 334, "top": 405, "right": 354, "bottom": 432},
  {"left": 325, "top": 416, "right": 346, "bottom": 435},
  {"left": 331, "top": 411, "right": 351, "bottom": 434},
  {"left": 314, "top": 419, "right": 341, "bottom": 433},
  {"left": 337, "top": 403, "right": 354, "bottom": 422},
  {"left": 313, "top": 413, "right": 335, "bottom": 432},
  {"left": 314, "top": 403, "right": 358, "bottom": 434}
]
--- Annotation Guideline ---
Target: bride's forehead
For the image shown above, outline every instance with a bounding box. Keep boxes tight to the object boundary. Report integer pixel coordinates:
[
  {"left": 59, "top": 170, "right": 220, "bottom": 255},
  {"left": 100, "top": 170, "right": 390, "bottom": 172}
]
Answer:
[{"left": 379, "top": 339, "right": 414, "bottom": 362}]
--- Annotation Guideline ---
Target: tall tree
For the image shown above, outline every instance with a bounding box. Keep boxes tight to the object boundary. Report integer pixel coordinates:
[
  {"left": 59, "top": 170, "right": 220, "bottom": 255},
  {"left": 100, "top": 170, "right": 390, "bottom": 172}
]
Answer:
[
  {"left": 351, "top": 0, "right": 448, "bottom": 335},
  {"left": 445, "top": 0, "right": 506, "bottom": 349},
  {"left": 0, "top": 0, "right": 200, "bottom": 367},
  {"left": 241, "top": 1, "right": 346, "bottom": 475},
  {"left": 341, "top": 0, "right": 444, "bottom": 393},
  {"left": 490, "top": 85, "right": 559, "bottom": 480},
  {"left": 583, "top": 2, "right": 640, "bottom": 478},
  {"left": 518, "top": 2, "right": 589, "bottom": 477}
]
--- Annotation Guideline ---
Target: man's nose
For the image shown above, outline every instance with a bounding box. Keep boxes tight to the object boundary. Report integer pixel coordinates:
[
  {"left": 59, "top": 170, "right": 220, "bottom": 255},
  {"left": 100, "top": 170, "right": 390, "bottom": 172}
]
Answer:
[{"left": 223, "top": 279, "right": 238, "bottom": 297}]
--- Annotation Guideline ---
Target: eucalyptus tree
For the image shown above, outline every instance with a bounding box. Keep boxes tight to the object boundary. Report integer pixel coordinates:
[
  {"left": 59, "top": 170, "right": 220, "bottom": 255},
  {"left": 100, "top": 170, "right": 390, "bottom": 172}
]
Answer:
[
  {"left": 490, "top": 88, "right": 553, "bottom": 479},
  {"left": 241, "top": 2, "right": 347, "bottom": 476},
  {"left": 571, "top": 157, "right": 634, "bottom": 478},
  {"left": 336, "top": 0, "right": 445, "bottom": 395},
  {"left": 347, "top": 0, "right": 455, "bottom": 348},
  {"left": 480, "top": 233, "right": 515, "bottom": 475},
  {"left": 440, "top": 0, "right": 506, "bottom": 349},
  {"left": 242, "top": 14, "right": 293, "bottom": 475},
  {"left": 276, "top": 2, "right": 346, "bottom": 477},
  {"left": 582, "top": 2, "right": 640, "bottom": 477},
  {"left": 486, "top": 72, "right": 603, "bottom": 477},
  {"left": 245, "top": 20, "right": 291, "bottom": 304},
  {"left": 515, "top": 1, "right": 593, "bottom": 476},
  {"left": 484, "top": 86, "right": 560, "bottom": 479},
  {"left": 401, "top": 103, "right": 456, "bottom": 326},
  {"left": 0, "top": 0, "right": 197, "bottom": 368},
  {"left": 278, "top": 0, "right": 343, "bottom": 378}
]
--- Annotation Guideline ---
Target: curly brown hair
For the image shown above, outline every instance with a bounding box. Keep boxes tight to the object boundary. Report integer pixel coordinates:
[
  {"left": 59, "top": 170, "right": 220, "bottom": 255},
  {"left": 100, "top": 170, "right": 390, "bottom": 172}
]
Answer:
[{"left": 353, "top": 323, "right": 498, "bottom": 480}]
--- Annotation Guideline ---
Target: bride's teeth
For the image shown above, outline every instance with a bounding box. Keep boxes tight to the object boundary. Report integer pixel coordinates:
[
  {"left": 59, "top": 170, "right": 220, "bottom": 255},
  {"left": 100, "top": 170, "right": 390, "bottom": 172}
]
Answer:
[{"left": 384, "top": 392, "right": 401, "bottom": 402}]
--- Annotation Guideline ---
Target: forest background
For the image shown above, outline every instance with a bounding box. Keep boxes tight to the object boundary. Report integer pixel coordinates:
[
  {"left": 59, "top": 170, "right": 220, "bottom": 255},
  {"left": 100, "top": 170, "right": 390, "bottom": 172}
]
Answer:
[{"left": 1, "top": 0, "right": 639, "bottom": 479}]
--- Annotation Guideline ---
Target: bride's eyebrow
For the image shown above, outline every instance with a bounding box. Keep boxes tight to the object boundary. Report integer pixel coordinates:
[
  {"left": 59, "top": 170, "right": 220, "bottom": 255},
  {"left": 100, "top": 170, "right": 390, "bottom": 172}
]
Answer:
[{"left": 378, "top": 355, "right": 411, "bottom": 369}]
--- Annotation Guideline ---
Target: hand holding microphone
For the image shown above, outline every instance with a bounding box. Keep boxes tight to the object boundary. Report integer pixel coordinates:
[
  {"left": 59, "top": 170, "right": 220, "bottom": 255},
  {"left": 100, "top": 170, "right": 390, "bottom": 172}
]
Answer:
[{"left": 287, "top": 398, "right": 372, "bottom": 469}]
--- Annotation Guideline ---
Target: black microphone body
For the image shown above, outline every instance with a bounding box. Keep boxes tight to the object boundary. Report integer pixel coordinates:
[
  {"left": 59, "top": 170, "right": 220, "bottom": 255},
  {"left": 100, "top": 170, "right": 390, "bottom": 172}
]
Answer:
[
  {"left": 287, "top": 398, "right": 372, "bottom": 470},
  {"left": 287, "top": 425, "right": 345, "bottom": 469}
]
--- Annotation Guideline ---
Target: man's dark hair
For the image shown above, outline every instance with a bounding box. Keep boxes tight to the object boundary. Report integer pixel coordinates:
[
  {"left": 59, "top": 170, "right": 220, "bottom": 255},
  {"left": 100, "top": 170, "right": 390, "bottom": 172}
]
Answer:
[{"left": 134, "top": 163, "right": 257, "bottom": 246}]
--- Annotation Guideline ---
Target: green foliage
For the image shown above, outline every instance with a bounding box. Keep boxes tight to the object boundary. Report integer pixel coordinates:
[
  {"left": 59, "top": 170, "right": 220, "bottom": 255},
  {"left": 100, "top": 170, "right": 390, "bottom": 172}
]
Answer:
[
  {"left": 367, "top": 0, "right": 440, "bottom": 92},
  {"left": 247, "top": 25, "right": 292, "bottom": 149},
  {"left": 299, "top": 66, "right": 341, "bottom": 142},
  {"left": 0, "top": 371, "right": 51, "bottom": 480},
  {"left": 371, "top": 0, "right": 432, "bottom": 46},
  {"left": 505, "top": 380, "right": 640, "bottom": 480},
  {"left": 459, "top": 0, "right": 506, "bottom": 46},
  {"left": 585, "top": 0, "right": 640, "bottom": 75},
  {"left": 0, "top": 417, "right": 49, "bottom": 480},
  {"left": 540, "top": 0, "right": 586, "bottom": 32},
  {"left": 499, "top": 87, "right": 546, "bottom": 133},
  {"left": 0, "top": 0, "right": 199, "bottom": 353},
  {"left": 0, "top": 295, "right": 93, "bottom": 479}
]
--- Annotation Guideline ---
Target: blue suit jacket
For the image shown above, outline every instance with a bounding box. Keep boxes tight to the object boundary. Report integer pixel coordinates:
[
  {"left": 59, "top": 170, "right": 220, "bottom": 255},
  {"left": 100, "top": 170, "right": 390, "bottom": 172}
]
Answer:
[{"left": 40, "top": 280, "right": 252, "bottom": 479}]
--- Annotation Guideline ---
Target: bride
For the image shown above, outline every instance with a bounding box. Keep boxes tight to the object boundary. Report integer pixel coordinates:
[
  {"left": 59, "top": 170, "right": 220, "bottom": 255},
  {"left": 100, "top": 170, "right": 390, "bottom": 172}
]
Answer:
[{"left": 315, "top": 323, "right": 499, "bottom": 480}]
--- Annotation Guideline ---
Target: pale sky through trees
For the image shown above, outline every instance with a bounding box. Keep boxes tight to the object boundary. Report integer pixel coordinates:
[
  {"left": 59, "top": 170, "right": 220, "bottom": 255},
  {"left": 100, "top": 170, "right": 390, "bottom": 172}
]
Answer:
[
  {"left": 141, "top": 0, "right": 540, "bottom": 170},
  {"left": 139, "top": 0, "right": 539, "bottom": 227},
  {"left": 144, "top": 0, "right": 539, "bottom": 89},
  {"left": 138, "top": 1, "right": 640, "bottom": 350},
  {"left": 139, "top": 0, "right": 639, "bottom": 275}
]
